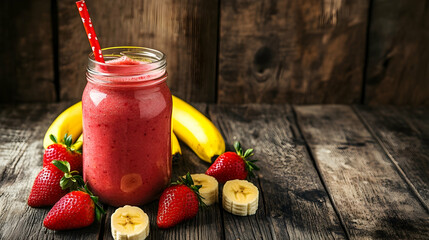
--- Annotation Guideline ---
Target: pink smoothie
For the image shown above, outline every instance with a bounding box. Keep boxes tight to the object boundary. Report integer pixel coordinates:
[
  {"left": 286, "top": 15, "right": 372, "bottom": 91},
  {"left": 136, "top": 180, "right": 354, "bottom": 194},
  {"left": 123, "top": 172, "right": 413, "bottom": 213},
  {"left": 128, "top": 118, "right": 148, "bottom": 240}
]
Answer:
[{"left": 82, "top": 53, "right": 172, "bottom": 206}]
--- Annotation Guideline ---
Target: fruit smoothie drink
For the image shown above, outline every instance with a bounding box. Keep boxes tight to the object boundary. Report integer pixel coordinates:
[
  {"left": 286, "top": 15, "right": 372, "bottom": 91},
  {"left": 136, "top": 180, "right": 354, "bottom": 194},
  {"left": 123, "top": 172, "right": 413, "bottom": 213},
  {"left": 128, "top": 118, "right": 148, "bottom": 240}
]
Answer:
[{"left": 82, "top": 47, "right": 172, "bottom": 206}]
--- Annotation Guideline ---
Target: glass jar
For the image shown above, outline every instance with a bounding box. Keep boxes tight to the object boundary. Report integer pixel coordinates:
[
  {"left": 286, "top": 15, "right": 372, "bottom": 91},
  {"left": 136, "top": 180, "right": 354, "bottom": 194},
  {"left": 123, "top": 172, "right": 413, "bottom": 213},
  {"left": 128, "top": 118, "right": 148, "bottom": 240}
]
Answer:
[{"left": 82, "top": 46, "right": 172, "bottom": 206}]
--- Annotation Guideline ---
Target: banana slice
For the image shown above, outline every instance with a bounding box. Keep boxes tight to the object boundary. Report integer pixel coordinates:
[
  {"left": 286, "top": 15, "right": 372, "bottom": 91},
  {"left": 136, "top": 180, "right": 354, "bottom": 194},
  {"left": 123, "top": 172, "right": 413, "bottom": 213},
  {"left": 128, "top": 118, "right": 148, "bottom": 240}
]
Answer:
[
  {"left": 190, "top": 174, "right": 219, "bottom": 206},
  {"left": 111, "top": 205, "right": 149, "bottom": 240},
  {"left": 222, "top": 180, "right": 259, "bottom": 216}
]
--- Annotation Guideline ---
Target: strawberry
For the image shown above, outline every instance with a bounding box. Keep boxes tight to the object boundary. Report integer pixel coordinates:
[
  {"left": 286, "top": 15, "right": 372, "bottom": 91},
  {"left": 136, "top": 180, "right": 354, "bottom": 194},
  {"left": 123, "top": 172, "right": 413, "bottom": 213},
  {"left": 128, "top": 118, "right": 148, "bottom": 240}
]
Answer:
[
  {"left": 43, "top": 134, "right": 82, "bottom": 172},
  {"left": 206, "top": 142, "right": 259, "bottom": 184},
  {"left": 28, "top": 164, "right": 68, "bottom": 207},
  {"left": 28, "top": 161, "right": 83, "bottom": 207},
  {"left": 43, "top": 188, "right": 104, "bottom": 230},
  {"left": 157, "top": 173, "right": 204, "bottom": 228}
]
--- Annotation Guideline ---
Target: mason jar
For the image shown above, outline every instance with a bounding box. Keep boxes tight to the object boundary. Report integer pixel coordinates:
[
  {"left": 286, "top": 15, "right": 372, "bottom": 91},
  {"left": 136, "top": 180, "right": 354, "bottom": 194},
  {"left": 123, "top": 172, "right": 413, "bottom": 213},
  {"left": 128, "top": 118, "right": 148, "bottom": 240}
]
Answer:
[{"left": 82, "top": 46, "right": 172, "bottom": 206}]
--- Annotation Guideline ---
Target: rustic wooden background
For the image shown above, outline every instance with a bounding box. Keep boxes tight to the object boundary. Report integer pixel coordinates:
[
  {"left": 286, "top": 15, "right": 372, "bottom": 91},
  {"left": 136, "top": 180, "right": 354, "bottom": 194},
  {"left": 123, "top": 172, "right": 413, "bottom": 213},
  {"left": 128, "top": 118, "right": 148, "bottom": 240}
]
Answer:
[{"left": 0, "top": 0, "right": 428, "bottom": 105}]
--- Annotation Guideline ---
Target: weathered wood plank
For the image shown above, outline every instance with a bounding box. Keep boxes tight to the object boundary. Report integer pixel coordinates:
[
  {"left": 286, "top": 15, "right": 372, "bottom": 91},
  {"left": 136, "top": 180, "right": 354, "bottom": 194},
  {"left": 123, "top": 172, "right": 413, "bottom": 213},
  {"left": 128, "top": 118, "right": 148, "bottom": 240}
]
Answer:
[
  {"left": 295, "top": 105, "right": 429, "bottom": 239},
  {"left": 0, "top": 0, "right": 56, "bottom": 103},
  {"left": 218, "top": 0, "right": 369, "bottom": 104},
  {"left": 102, "top": 104, "right": 224, "bottom": 240},
  {"left": 364, "top": 0, "right": 429, "bottom": 105},
  {"left": 209, "top": 104, "right": 346, "bottom": 239},
  {"left": 58, "top": 0, "right": 218, "bottom": 103},
  {"left": 355, "top": 106, "right": 429, "bottom": 208},
  {"left": 0, "top": 103, "right": 102, "bottom": 239}
]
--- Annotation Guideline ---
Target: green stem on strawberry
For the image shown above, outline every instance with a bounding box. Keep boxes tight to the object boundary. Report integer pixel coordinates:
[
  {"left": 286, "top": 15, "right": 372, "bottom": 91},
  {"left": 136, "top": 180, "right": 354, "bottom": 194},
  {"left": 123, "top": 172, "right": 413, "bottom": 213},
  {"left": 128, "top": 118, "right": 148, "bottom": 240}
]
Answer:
[
  {"left": 49, "top": 134, "right": 58, "bottom": 144},
  {"left": 50, "top": 133, "right": 81, "bottom": 152},
  {"left": 173, "top": 172, "right": 207, "bottom": 208},
  {"left": 80, "top": 184, "right": 106, "bottom": 222},
  {"left": 51, "top": 160, "right": 105, "bottom": 221},
  {"left": 52, "top": 160, "right": 84, "bottom": 191},
  {"left": 50, "top": 133, "right": 72, "bottom": 147},
  {"left": 233, "top": 141, "right": 260, "bottom": 178}
]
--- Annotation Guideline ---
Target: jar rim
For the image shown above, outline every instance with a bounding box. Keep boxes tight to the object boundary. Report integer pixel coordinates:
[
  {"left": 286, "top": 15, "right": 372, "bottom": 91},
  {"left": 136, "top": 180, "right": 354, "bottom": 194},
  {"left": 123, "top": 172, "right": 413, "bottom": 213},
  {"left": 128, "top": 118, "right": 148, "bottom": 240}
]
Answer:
[
  {"left": 88, "top": 46, "right": 166, "bottom": 69},
  {"left": 86, "top": 46, "right": 167, "bottom": 86}
]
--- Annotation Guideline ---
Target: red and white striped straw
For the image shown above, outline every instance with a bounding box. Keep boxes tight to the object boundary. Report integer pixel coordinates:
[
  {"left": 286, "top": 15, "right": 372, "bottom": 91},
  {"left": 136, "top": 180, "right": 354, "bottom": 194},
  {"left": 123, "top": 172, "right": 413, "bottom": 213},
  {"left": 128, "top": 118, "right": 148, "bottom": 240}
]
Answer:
[{"left": 76, "top": 0, "right": 105, "bottom": 63}]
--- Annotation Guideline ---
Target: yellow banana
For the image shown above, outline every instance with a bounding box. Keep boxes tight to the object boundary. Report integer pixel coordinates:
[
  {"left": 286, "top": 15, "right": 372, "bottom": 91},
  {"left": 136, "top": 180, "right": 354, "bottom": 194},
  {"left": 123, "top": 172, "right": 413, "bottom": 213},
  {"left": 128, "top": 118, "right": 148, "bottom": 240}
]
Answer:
[
  {"left": 43, "top": 102, "right": 182, "bottom": 159},
  {"left": 171, "top": 131, "right": 182, "bottom": 162},
  {"left": 72, "top": 133, "right": 83, "bottom": 151},
  {"left": 43, "top": 102, "right": 82, "bottom": 149},
  {"left": 172, "top": 95, "right": 225, "bottom": 163}
]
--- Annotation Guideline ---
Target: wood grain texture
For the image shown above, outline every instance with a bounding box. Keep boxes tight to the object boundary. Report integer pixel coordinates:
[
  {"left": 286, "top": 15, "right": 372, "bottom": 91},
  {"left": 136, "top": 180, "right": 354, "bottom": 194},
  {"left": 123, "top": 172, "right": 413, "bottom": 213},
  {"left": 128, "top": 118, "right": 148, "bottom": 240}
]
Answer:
[
  {"left": 58, "top": 0, "right": 218, "bottom": 103},
  {"left": 0, "top": 0, "right": 56, "bottom": 103},
  {"left": 209, "top": 104, "right": 346, "bottom": 239},
  {"left": 364, "top": 0, "right": 429, "bottom": 105},
  {"left": 0, "top": 103, "right": 102, "bottom": 239},
  {"left": 218, "top": 0, "right": 369, "bottom": 104},
  {"left": 102, "top": 104, "right": 224, "bottom": 240},
  {"left": 295, "top": 105, "right": 429, "bottom": 239},
  {"left": 1, "top": 103, "right": 429, "bottom": 239},
  {"left": 355, "top": 106, "right": 429, "bottom": 208}
]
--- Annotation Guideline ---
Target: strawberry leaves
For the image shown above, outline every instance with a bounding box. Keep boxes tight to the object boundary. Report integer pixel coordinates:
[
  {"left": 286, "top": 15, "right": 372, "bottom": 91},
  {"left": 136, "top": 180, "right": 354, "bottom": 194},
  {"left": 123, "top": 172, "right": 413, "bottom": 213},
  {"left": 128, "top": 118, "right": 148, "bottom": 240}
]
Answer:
[
  {"left": 92, "top": 195, "right": 105, "bottom": 222},
  {"left": 52, "top": 160, "right": 84, "bottom": 191},
  {"left": 245, "top": 159, "right": 260, "bottom": 178},
  {"left": 49, "top": 133, "right": 75, "bottom": 150},
  {"left": 233, "top": 141, "right": 260, "bottom": 179},
  {"left": 63, "top": 134, "right": 73, "bottom": 148},
  {"left": 50, "top": 134, "right": 58, "bottom": 144},
  {"left": 50, "top": 160, "right": 105, "bottom": 222},
  {"left": 174, "top": 172, "right": 206, "bottom": 208},
  {"left": 82, "top": 185, "right": 106, "bottom": 222}
]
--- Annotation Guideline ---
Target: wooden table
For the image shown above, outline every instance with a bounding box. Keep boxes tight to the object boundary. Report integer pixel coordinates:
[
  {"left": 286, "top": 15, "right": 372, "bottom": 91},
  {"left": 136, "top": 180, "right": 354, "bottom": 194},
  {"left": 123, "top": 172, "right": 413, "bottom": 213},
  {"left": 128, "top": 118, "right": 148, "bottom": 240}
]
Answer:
[{"left": 1, "top": 103, "right": 428, "bottom": 239}]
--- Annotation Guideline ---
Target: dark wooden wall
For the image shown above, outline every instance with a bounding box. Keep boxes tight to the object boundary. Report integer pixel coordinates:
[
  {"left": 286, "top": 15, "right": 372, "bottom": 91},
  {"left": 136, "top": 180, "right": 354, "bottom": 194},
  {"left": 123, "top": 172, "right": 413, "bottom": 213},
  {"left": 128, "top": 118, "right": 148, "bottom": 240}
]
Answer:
[{"left": 1, "top": 0, "right": 428, "bottom": 105}]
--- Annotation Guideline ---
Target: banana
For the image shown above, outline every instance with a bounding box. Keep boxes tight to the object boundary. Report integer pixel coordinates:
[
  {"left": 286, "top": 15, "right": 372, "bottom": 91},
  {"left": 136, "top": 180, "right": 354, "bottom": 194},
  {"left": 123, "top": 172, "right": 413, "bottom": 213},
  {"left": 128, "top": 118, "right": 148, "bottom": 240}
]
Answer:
[
  {"left": 171, "top": 131, "right": 181, "bottom": 162},
  {"left": 222, "top": 180, "right": 259, "bottom": 216},
  {"left": 43, "top": 101, "right": 82, "bottom": 149},
  {"left": 189, "top": 174, "right": 218, "bottom": 205},
  {"left": 111, "top": 205, "right": 149, "bottom": 240},
  {"left": 71, "top": 133, "right": 83, "bottom": 151},
  {"left": 172, "top": 95, "right": 225, "bottom": 163}
]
